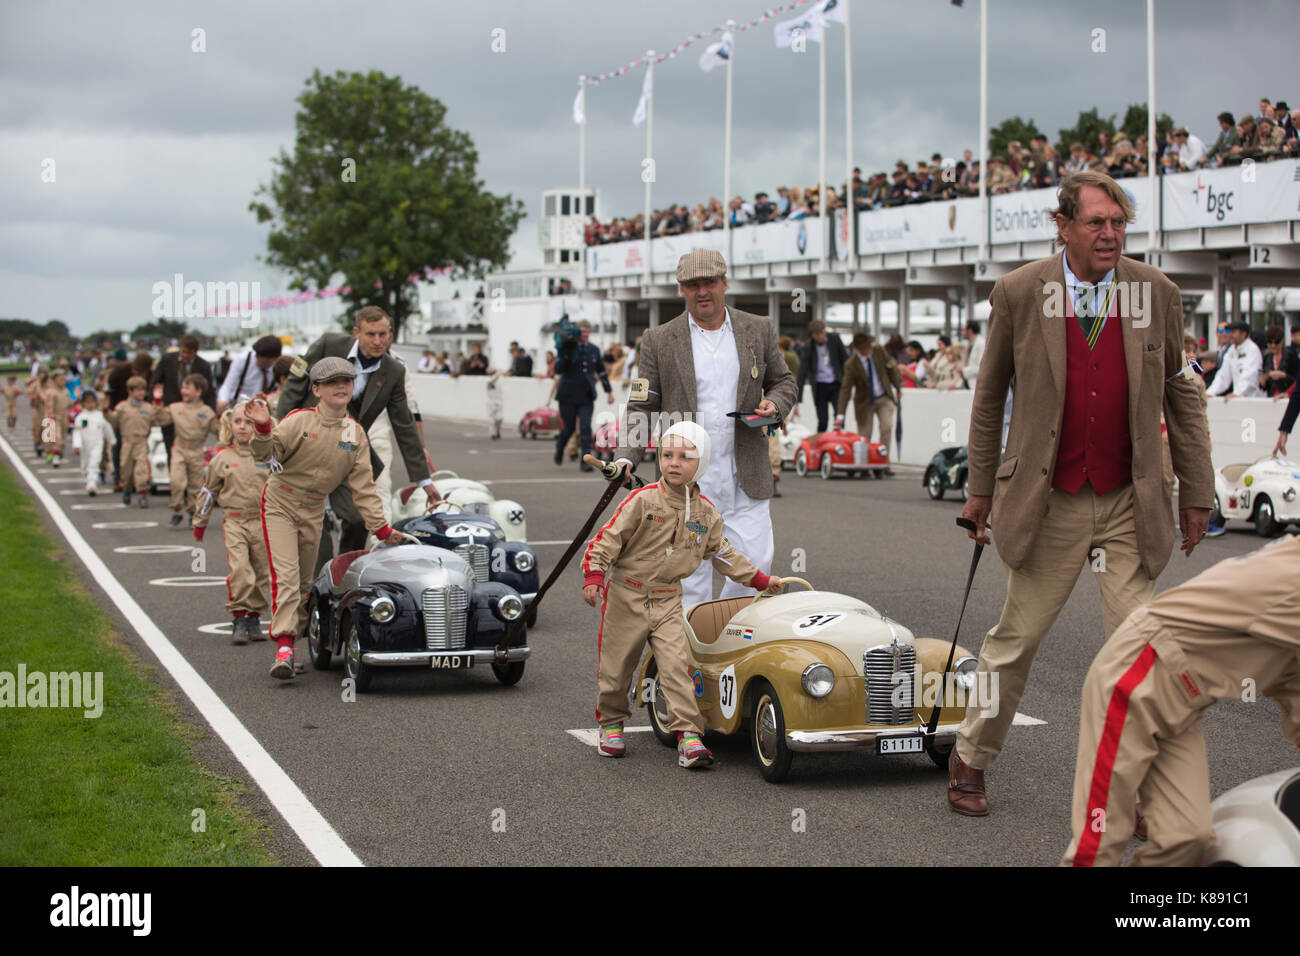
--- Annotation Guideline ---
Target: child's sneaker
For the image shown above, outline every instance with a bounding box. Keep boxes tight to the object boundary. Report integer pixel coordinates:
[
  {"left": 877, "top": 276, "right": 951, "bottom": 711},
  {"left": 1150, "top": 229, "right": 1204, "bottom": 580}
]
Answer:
[
  {"left": 51, "top": 454, "right": 62, "bottom": 467},
  {"left": 678, "top": 732, "right": 714, "bottom": 769},
  {"left": 246, "top": 616, "right": 266, "bottom": 641},
  {"left": 87, "top": 486, "right": 96, "bottom": 497},
  {"left": 598, "top": 724, "right": 627, "bottom": 758},
  {"left": 138, "top": 494, "right": 148, "bottom": 508},
  {"left": 122, "top": 489, "right": 132, "bottom": 506},
  {"left": 269, "top": 646, "right": 295, "bottom": 680},
  {"left": 169, "top": 512, "right": 184, "bottom": 527},
  {"left": 231, "top": 617, "right": 250, "bottom": 645}
]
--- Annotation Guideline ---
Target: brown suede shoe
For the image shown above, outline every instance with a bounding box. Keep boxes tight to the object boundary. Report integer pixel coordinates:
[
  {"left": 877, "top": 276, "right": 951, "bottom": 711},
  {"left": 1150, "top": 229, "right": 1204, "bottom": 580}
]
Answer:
[
  {"left": 947, "top": 749, "right": 989, "bottom": 816},
  {"left": 1134, "top": 802, "right": 1148, "bottom": 841}
]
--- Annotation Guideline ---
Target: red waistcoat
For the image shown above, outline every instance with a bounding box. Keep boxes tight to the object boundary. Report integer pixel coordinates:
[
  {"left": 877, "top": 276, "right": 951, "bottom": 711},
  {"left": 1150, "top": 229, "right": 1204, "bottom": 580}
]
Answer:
[{"left": 1051, "top": 294, "right": 1131, "bottom": 495}]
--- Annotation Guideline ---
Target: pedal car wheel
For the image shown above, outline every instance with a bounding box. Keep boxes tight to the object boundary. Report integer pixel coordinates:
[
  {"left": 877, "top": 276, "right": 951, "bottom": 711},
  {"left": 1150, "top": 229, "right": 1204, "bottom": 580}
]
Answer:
[
  {"left": 794, "top": 450, "right": 808, "bottom": 477},
  {"left": 820, "top": 453, "right": 834, "bottom": 480},
  {"left": 925, "top": 468, "right": 944, "bottom": 500},
  {"left": 306, "top": 594, "right": 331, "bottom": 670},
  {"left": 491, "top": 660, "right": 526, "bottom": 686},
  {"left": 749, "top": 680, "right": 793, "bottom": 783},
  {"left": 645, "top": 658, "right": 679, "bottom": 748},
  {"left": 1209, "top": 494, "right": 1224, "bottom": 528},
  {"left": 925, "top": 737, "right": 953, "bottom": 769},
  {"left": 960, "top": 474, "right": 970, "bottom": 501},
  {"left": 341, "top": 615, "right": 373, "bottom": 692},
  {"left": 1254, "top": 496, "right": 1280, "bottom": 537}
]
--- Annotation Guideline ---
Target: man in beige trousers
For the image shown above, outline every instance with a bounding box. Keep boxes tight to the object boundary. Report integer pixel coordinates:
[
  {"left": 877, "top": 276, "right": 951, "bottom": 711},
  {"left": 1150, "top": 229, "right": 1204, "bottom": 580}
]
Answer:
[{"left": 946, "top": 172, "right": 1214, "bottom": 819}]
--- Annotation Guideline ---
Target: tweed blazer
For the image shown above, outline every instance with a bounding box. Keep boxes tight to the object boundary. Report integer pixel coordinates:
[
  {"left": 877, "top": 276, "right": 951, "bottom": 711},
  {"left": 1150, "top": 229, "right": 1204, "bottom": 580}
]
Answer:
[
  {"left": 276, "top": 332, "right": 429, "bottom": 483},
  {"left": 617, "top": 307, "right": 798, "bottom": 499},
  {"left": 837, "top": 344, "right": 902, "bottom": 417},
  {"left": 969, "top": 253, "right": 1213, "bottom": 579}
]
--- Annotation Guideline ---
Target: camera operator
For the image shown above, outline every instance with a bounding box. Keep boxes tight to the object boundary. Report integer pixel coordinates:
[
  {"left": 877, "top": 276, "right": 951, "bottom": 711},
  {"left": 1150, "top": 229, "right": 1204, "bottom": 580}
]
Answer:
[{"left": 549, "top": 319, "right": 612, "bottom": 472}]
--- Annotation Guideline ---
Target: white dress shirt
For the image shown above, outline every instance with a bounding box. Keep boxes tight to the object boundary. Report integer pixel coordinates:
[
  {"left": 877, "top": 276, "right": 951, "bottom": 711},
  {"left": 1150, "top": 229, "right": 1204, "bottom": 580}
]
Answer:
[
  {"left": 1207, "top": 338, "right": 1264, "bottom": 397},
  {"left": 217, "top": 349, "right": 272, "bottom": 404},
  {"left": 689, "top": 309, "right": 741, "bottom": 471}
]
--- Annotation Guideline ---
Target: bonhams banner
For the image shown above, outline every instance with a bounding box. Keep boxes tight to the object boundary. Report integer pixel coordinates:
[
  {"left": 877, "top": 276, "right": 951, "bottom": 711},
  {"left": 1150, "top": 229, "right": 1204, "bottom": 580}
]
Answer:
[
  {"left": 990, "top": 182, "right": 1152, "bottom": 243},
  {"left": 1162, "top": 159, "right": 1300, "bottom": 230},
  {"left": 856, "top": 198, "right": 981, "bottom": 255}
]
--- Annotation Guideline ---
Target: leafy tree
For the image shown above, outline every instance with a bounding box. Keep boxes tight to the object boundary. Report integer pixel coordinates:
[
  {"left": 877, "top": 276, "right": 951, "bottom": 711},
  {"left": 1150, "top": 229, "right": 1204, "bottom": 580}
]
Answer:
[
  {"left": 1055, "top": 107, "right": 1117, "bottom": 158},
  {"left": 1119, "top": 103, "right": 1174, "bottom": 147},
  {"left": 250, "top": 69, "right": 524, "bottom": 338},
  {"left": 988, "top": 116, "right": 1042, "bottom": 159},
  {"left": 131, "top": 318, "right": 188, "bottom": 340}
]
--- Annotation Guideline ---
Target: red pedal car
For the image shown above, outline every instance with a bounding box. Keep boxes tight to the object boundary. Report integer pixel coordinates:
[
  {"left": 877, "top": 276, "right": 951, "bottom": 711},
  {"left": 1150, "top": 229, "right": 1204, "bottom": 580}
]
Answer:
[
  {"left": 518, "top": 407, "right": 561, "bottom": 440},
  {"left": 593, "top": 418, "right": 657, "bottom": 462},
  {"left": 794, "top": 429, "right": 889, "bottom": 479}
]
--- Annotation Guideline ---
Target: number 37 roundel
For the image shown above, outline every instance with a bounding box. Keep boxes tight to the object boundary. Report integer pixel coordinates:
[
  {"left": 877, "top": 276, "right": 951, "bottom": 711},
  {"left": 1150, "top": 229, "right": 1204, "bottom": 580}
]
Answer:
[{"left": 791, "top": 612, "right": 842, "bottom": 637}]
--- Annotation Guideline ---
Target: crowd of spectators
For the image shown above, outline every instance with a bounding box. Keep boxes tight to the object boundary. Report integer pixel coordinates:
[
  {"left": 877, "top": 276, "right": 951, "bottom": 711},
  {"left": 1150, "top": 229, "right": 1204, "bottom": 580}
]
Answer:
[{"left": 585, "top": 96, "right": 1300, "bottom": 246}]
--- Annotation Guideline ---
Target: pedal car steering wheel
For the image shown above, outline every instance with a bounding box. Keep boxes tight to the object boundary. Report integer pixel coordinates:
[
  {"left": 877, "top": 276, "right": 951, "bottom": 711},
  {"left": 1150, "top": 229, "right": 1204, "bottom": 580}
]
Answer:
[{"left": 750, "top": 576, "right": 814, "bottom": 604}]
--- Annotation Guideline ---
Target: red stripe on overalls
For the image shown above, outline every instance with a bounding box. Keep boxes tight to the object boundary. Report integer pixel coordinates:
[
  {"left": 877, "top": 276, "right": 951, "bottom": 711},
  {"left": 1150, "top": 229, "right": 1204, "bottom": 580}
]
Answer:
[
  {"left": 593, "top": 586, "right": 611, "bottom": 725},
  {"left": 1073, "top": 643, "right": 1159, "bottom": 867},
  {"left": 260, "top": 484, "right": 279, "bottom": 623}
]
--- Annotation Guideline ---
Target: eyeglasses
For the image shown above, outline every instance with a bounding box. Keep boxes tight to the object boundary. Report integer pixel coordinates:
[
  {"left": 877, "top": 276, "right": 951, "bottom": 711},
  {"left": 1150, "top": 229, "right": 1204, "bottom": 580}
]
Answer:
[{"left": 1076, "top": 216, "right": 1129, "bottom": 232}]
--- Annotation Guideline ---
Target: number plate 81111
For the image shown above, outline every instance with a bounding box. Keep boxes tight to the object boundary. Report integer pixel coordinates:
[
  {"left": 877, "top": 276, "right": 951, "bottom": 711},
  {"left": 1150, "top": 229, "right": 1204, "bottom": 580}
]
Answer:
[{"left": 878, "top": 735, "right": 924, "bottom": 755}]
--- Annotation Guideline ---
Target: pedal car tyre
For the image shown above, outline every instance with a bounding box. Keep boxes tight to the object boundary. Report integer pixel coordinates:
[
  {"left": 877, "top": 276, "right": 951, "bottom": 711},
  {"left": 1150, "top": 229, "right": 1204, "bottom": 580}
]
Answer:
[
  {"left": 820, "top": 453, "right": 834, "bottom": 480},
  {"left": 926, "top": 467, "right": 944, "bottom": 500},
  {"left": 306, "top": 594, "right": 331, "bottom": 670},
  {"left": 491, "top": 660, "right": 526, "bottom": 686},
  {"left": 341, "top": 614, "right": 373, "bottom": 693},
  {"left": 645, "top": 658, "right": 678, "bottom": 748},
  {"left": 1255, "top": 496, "right": 1280, "bottom": 537},
  {"left": 750, "top": 679, "right": 794, "bottom": 783},
  {"left": 925, "top": 737, "right": 953, "bottom": 769},
  {"left": 794, "top": 450, "right": 808, "bottom": 477},
  {"left": 961, "top": 474, "right": 970, "bottom": 501},
  {"left": 1210, "top": 494, "right": 1224, "bottom": 528}
]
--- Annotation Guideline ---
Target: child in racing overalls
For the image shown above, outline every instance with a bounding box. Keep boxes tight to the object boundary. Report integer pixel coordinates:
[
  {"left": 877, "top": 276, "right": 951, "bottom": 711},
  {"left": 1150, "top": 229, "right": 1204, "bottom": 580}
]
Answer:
[
  {"left": 110, "top": 376, "right": 167, "bottom": 507},
  {"left": 162, "top": 373, "right": 220, "bottom": 525},
  {"left": 245, "top": 357, "right": 415, "bottom": 680},
  {"left": 194, "top": 402, "right": 273, "bottom": 645},
  {"left": 582, "top": 420, "right": 783, "bottom": 768}
]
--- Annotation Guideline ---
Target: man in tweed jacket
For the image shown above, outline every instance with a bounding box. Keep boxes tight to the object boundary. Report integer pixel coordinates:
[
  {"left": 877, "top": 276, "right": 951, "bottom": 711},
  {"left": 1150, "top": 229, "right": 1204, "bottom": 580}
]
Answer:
[{"left": 616, "top": 249, "right": 797, "bottom": 608}]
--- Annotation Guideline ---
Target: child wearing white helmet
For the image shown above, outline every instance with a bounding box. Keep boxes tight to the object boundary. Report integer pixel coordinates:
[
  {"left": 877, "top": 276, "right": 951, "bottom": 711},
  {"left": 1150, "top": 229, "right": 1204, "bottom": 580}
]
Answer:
[{"left": 582, "top": 420, "right": 783, "bottom": 767}]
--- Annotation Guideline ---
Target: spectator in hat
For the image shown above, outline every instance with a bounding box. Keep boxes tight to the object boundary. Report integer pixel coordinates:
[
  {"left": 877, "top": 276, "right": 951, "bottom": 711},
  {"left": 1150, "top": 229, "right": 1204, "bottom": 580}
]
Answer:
[
  {"left": 1206, "top": 321, "right": 1264, "bottom": 398},
  {"left": 217, "top": 334, "right": 283, "bottom": 413}
]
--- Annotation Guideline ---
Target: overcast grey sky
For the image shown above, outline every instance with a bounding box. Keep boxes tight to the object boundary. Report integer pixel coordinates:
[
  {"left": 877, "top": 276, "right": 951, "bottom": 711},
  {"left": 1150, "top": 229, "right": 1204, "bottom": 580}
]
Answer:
[{"left": 1, "top": 0, "right": 1294, "bottom": 335}]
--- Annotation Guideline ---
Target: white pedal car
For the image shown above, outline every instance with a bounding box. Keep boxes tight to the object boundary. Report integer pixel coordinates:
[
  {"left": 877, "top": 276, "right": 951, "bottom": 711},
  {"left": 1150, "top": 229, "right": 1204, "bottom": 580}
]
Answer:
[
  {"left": 390, "top": 471, "right": 526, "bottom": 541},
  {"left": 777, "top": 422, "right": 813, "bottom": 470},
  {"left": 1205, "top": 768, "right": 1300, "bottom": 865},
  {"left": 148, "top": 426, "right": 170, "bottom": 494},
  {"left": 1212, "top": 456, "right": 1300, "bottom": 536}
]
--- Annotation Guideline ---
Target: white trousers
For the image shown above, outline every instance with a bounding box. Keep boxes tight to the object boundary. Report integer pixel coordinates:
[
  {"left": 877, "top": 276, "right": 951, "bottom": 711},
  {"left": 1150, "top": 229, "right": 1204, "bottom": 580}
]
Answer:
[
  {"left": 681, "top": 453, "right": 773, "bottom": 609},
  {"left": 81, "top": 435, "right": 105, "bottom": 490},
  {"left": 368, "top": 412, "right": 396, "bottom": 526}
]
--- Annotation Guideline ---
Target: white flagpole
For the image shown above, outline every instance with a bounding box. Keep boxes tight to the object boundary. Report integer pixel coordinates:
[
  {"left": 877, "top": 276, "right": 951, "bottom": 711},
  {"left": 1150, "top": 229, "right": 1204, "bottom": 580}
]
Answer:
[
  {"left": 1146, "top": 0, "right": 1157, "bottom": 258},
  {"left": 724, "top": 22, "right": 735, "bottom": 268},
  {"left": 843, "top": 0, "right": 853, "bottom": 274},
  {"left": 818, "top": 27, "right": 827, "bottom": 275},
  {"left": 978, "top": 0, "right": 988, "bottom": 265},
  {"left": 643, "top": 52, "right": 654, "bottom": 287},
  {"left": 578, "top": 75, "right": 586, "bottom": 197}
]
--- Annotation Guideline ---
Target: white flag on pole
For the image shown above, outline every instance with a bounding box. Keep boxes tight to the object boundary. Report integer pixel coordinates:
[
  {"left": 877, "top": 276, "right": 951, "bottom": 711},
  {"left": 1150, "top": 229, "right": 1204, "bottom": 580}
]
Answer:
[
  {"left": 815, "top": 0, "right": 847, "bottom": 25},
  {"left": 632, "top": 64, "right": 653, "bottom": 125},
  {"left": 698, "top": 30, "right": 734, "bottom": 72},
  {"left": 572, "top": 85, "right": 586, "bottom": 126},
  {"left": 774, "top": 13, "right": 825, "bottom": 47}
]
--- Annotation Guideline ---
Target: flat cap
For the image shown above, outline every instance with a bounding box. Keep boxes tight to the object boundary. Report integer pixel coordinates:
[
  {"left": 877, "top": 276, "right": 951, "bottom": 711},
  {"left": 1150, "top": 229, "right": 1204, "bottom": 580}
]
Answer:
[
  {"left": 676, "top": 248, "right": 727, "bottom": 283},
  {"left": 309, "top": 356, "right": 357, "bottom": 383}
]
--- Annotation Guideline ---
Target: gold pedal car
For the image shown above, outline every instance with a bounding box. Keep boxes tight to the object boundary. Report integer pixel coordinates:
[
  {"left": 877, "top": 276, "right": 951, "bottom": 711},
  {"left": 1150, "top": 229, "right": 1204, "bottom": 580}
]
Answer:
[{"left": 639, "top": 579, "right": 980, "bottom": 782}]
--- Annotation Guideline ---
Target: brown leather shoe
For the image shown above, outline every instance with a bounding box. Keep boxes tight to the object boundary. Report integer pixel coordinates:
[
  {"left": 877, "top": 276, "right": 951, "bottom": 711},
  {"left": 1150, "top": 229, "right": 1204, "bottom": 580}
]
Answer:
[
  {"left": 1134, "top": 802, "right": 1148, "bottom": 841},
  {"left": 947, "top": 749, "right": 989, "bottom": 816}
]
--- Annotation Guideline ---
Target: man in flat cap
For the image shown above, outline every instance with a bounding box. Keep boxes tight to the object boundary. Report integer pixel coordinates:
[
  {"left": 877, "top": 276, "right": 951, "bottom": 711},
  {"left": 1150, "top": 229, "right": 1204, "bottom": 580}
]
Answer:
[
  {"left": 277, "top": 305, "right": 434, "bottom": 570},
  {"left": 615, "top": 249, "right": 797, "bottom": 607}
]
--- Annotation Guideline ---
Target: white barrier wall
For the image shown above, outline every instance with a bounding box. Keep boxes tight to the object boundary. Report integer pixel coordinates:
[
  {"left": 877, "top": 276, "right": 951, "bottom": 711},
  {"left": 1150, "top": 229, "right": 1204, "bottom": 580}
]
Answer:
[{"left": 408, "top": 369, "right": 1289, "bottom": 474}]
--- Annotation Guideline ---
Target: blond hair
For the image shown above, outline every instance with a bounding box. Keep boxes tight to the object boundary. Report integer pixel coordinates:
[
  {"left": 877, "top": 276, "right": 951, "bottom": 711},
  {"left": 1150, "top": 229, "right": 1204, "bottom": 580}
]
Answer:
[{"left": 1053, "top": 171, "right": 1135, "bottom": 241}]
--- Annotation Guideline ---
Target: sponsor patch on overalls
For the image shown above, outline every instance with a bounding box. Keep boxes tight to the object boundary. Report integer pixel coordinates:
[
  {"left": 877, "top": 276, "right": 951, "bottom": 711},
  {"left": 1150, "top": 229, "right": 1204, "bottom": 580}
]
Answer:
[
  {"left": 686, "top": 520, "right": 707, "bottom": 547},
  {"left": 338, "top": 441, "right": 358, "bottom": 452},
  {"left": 692, "top": 670, "right": 704, "bottom": 697}
]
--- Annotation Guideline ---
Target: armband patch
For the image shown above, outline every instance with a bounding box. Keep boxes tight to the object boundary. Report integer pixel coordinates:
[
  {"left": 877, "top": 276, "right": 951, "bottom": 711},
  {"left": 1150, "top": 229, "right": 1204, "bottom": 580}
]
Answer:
[{"left": 289, "top": 356, "right": 309, "bottom": 379}]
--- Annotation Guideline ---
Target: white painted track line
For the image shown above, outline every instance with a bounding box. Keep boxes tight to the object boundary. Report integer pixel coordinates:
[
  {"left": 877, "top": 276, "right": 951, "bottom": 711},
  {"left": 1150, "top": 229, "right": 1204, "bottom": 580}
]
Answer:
[
  {"left": 0, "top": 432, "right": 363, "bottom": 867},
  {"left": 567, "top": 726, "right": 655, "bottom": 747}
]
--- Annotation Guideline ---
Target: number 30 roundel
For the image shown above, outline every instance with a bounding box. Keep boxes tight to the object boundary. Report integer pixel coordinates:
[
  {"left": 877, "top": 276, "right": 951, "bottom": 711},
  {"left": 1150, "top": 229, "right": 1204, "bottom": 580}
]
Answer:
[{"left": 718, "top": 664, "right": 738, "bottom": 719}]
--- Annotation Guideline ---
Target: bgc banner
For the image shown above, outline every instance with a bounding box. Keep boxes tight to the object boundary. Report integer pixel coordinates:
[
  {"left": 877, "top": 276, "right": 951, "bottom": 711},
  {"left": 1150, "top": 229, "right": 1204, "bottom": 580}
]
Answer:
[
  {"left": 1162, "top": 159, "right": 1300, "bottom": 229},
  {"left": 856, "top": 197, "right": 981, "bottom": 255}
]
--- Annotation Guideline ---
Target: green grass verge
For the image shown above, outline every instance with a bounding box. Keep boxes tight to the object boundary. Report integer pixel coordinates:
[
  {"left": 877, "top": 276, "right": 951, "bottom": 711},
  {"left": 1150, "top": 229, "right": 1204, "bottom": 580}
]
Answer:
[{"left": 0, "top": 460, "right": 277, "bottom": 865}]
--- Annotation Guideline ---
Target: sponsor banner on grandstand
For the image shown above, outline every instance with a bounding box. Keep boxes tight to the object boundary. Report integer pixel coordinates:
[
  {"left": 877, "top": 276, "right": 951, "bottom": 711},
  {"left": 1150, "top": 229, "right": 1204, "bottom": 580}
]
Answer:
[
  {"left": 991, "top": 183, "right": 1152, "bottom": 243},
  {"left": 731, "top": 217, "right": 824, "bottom": 265},
  {"left": 652, "top": 230, "right": 728, "bottom": 273},
  {"left": 586, "top": 230, "right": 731, "bottom": 279},
  {"left": 1162, "top": 159, "right": 1300, "bottom": 229},
  {"left": 856, "top": 198, "right": 981, "bottom": 255}
]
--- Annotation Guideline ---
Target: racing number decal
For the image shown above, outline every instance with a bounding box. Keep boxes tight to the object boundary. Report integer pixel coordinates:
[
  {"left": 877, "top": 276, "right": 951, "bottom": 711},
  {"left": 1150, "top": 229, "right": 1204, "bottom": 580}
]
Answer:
[
  {"left": 719, "top": 664, "right": 738, "bottom": 719},
  {"left": 792, "top": 612, "right": 843, "bottom": 637}
]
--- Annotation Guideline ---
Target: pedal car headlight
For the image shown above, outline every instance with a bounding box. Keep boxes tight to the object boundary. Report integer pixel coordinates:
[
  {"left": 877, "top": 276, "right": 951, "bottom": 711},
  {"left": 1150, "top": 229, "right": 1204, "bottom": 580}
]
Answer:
[
  {"left": 834, "top": 445, "right": 845, "bottom": 456},
  {"left": 370, "top": 597, "right": 396, "bottom": 624},
  {"left": 801, "top": 663, "right": 835, "bottom": 698},
  {"left": 513, "top": 550, "right": 535, "bottom": 573},
  {"left": 953, "top": 656, "right": 978, "bottom": 693},
  {"left": 1284, "top": 487, "right": 1296, "bottom": 502},
  {"left": 496, "top": 594, "right": 524, "bottom": 621}
]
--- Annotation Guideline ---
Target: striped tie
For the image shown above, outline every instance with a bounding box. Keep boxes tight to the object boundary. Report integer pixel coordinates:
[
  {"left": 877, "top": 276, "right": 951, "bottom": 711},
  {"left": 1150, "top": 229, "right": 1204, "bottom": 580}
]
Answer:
[{"left": 1077, "top": 286, "right": 1106, "bottom": 349}]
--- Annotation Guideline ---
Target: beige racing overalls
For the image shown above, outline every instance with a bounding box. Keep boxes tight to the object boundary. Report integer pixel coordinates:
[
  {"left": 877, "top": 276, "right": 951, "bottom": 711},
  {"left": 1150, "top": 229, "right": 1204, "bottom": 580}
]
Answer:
[
  {"left": 196, "top": 443, "right": 272, "bottom": 618},
  {"left": 252, "top": 409, "right": 389, "bottom": 641},
  {"left": 582, "top": 482, "right": 768, "bottom": 734},
  {"left": 162, "top": 400, "right": 220, "bottom": 514},
  {"left": 1064, "top": 535, "right": 1300, "bottom": 866},
  {"left": 111, "top": 400, "right": 165, "bottom": 493}
]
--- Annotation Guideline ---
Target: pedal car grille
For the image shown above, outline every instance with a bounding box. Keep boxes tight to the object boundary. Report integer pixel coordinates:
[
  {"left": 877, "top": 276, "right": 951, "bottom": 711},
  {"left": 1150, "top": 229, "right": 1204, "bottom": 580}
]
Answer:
[
  {"left": 454, "top": 543, "right": 490, "bottom": 581},
  {"left": 864, "top": 644, "right": 916, "bottom": 724},
  {"left": 421, "top": 586, "right": 469, "bottom": 650},
  {"left": 853, "top": 441, "right": 869, "bottom": 465}
]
